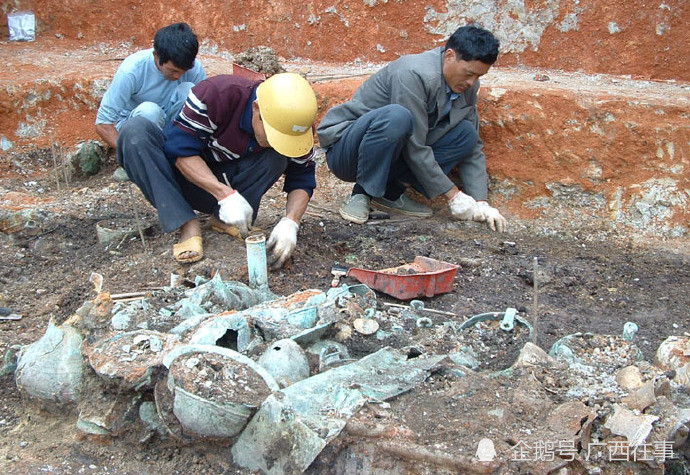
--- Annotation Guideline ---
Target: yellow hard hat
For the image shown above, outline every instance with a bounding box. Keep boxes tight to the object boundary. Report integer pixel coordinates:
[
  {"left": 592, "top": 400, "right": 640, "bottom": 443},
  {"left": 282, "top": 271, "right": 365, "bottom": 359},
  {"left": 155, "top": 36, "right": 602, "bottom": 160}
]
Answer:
[{"left": 256, "top": 73, "right": 317, "bottom": 158}]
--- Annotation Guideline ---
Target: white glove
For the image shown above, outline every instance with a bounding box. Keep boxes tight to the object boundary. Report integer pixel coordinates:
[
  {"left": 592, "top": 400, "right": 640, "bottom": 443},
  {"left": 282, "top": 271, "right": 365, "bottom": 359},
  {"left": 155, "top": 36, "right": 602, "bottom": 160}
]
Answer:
[
  {"left": 218, "top": 190, "right": 253, "bottom": 236},
  {"left": 448, "top": 191, "right": 480, "bottom": 221},
  {"left": 476, "top": 201, "right": 507, "bottom": 232},
  {"left": 266, "top": 217, "right": 299, "bottom": 269}
]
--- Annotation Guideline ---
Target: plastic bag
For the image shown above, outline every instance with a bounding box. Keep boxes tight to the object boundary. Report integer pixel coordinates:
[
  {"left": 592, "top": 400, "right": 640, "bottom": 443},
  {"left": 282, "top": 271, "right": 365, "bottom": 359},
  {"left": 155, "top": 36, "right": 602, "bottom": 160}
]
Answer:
[{"left": 7, "top": 11, "right": 35, "bottom": 42}]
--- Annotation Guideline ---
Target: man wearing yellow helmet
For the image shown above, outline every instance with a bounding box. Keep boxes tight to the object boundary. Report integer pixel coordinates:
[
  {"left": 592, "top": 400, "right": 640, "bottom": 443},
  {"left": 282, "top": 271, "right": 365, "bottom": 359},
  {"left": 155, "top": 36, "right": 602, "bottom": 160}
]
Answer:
[{"left": 117, "top": 72, "right": 318, "bottom": 267}]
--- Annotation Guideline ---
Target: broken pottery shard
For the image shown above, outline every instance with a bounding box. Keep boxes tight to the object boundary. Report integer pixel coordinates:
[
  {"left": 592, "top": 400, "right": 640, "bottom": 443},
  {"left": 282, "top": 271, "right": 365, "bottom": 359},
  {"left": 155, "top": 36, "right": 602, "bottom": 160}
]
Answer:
[
  {"left": 646, "top": 396, "right": 690, "bottom": 450},
  {"left": 232, "top": 393, "right": 330, "bottom": 474},
  {"left": 249, "top": 289, "right": 327, "bottom": 340},
  {"left": 187, "top": 311, "right": 252, "bottom": 353},
  {"left": 615, "top": 365, "right": 644, "bottom": 391},
  {"left": 86, "top": 330, "right": 181, "bottom": 390},
  {"left": 168, "top": 312, "right": 214, "bottom": 337},
  {"left": 286, "top": 306, "right": 319, "bottom": 329},
  {"left": 511, "top": 342, "right": 564, "bottom": 369},
  {"left": 139, "top": 401, "right": 168, "bottom": 439},
  {"left": 177, "top": 273, "right": 264, "bottom": 315},
  {"left": 76, "top": 416, "right": 110, "bottom": 436},
  {"left": 173, "top": 299, "right": 207, "bottom": 321},
  {"left": 655, "top": 336, "right": 690, "bottom": 387},
  {"left": 621, "top": 379, "right": 657, "bottom": 411},
  {"left": 291, "top": 322, "right": 332, "bottom": 346},
  {"left": 674, "top": 365, "right": 690, "bottom": 387},
  {"left": 89, "top": 272, "right": 104, "bottom": 293},
  {"left": 546, "top": 400, "right": 597, "bottom": 439},
  {"left": 654, "top": 336, "right": 690, "bottom": 369},
  {"left": 231, "top": 347, "right": 444, "bottom": 474},
  {"left": 448, "top": 347, "right": 481, "bottom": 371},
  {"left": 96, "top": 218, "right": 143, "bottom": 244},
  {"left": 15, "top": 321, "right": 84, "bottom": 403},
  {"left": 604, "top": 403, "right": 658, "bottom": 447}
]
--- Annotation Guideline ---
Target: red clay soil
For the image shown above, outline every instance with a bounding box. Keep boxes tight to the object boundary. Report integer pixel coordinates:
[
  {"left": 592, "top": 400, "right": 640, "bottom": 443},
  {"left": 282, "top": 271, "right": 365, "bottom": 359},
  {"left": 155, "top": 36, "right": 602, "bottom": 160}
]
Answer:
[{"left": 2, "top": 0, "right": 687, "bottom": 80}]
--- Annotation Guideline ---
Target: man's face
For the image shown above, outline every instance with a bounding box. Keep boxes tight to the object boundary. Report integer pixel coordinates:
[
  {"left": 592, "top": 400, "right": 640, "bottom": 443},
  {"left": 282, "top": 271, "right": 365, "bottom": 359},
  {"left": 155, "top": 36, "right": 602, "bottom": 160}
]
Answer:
[
  {"left": 252, "top": 101, "right": 271, "bottom": 148},
  {"left": 442, "top": 49, "right": 492, "bottom": 94},
  {"left": 154, "top": 52, "right": 187, "bottom": 81}
]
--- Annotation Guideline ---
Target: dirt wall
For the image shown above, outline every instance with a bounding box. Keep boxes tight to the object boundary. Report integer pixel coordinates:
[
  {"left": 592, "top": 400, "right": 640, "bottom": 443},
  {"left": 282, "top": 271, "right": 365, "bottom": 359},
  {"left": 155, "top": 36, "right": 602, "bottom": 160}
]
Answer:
[{"left": 1, "top": 0, "right": 687, "bottom": 81}]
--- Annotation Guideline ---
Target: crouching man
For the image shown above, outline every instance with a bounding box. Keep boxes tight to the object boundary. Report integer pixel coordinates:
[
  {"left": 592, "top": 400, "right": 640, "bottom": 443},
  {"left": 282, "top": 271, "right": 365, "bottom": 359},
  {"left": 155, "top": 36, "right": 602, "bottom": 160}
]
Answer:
[
  {"left": 317, "top": 25, "right": 507, "bottom": 232},
  {"left": 118, "top": 72, "right": 318, "bottom": 267}
]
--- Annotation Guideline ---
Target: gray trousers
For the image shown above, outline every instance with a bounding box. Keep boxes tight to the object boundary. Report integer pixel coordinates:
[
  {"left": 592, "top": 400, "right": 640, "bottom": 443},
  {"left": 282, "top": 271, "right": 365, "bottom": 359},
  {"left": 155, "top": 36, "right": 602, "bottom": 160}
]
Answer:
[
  {"left": 325, "top": 104, "right": 478, "bottom": 198},
  {"left": 117, "top": 117, "right": 287, "bottom": 233}
]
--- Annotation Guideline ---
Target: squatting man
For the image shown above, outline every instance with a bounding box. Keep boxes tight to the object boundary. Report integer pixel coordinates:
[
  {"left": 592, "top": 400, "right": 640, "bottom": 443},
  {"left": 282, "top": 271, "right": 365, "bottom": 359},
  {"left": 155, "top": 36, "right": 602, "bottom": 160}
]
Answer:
[
  {"left": 117, "top": 72, "right": 318, "bottom": 268},
  {"left": 95, "top": 22, "right": 206, "bottom": 180},
  {"left": 317, "top": 24, "right": 507, "bottom": 232}
]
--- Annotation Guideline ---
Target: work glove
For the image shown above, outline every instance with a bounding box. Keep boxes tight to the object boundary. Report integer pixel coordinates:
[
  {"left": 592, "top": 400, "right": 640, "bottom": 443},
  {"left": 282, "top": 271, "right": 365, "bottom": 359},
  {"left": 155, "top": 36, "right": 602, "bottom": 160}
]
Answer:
[
  {"left": 475, "top": 201, "right": 507, "bottom": 232},
  {"left": 448, "top": 191, "right": 481, "bottom": 221},
  {"left": 266, "top": 217, "right": 299, "bottom": 269},
  {"left": 218, "top": 190, "right": 253, "bottom": 236}
]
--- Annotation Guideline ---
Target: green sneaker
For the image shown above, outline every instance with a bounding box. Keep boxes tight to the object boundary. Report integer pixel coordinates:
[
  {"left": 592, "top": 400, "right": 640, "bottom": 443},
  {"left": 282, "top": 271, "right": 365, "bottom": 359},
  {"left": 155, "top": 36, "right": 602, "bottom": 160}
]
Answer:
[
  {"left": 371, "top": 193, "right": 432, "bottom": 217},
  {"left": 339, "top": 194, "right": 371, "bottom": 224},
  {"left": 112, "top": 166, "right": 130, "bottom": 182}
]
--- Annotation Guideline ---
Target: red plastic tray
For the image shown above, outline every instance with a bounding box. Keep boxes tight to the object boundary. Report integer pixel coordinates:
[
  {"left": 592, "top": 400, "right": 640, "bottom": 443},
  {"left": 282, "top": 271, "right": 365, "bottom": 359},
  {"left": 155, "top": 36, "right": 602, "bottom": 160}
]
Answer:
[{"left": 347, "top": 256, "right": 459, "bottom": 300}]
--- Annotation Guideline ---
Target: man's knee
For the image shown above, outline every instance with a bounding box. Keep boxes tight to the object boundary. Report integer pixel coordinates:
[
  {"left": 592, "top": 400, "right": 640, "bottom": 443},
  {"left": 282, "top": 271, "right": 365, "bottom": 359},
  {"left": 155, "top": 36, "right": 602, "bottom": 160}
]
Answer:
[
  {"left": 377, "top": 104, "right": 414, "bottom": 136},
  {"left": 117, "top": 117, "right": 165, "bottom": 168},
  {"left": 448, "top": 120, "right": 479, "bottom": 149},
  {"left": 119, "top": 116, "right": 161, "bottom": 145},
  {"left": 130, "top": 102, "right": 166, "bottom": 129}
]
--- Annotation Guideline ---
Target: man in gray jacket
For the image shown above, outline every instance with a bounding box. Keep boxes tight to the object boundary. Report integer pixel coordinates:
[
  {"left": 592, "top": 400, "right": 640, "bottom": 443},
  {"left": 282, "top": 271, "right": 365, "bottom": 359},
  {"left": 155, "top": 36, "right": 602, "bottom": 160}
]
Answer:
[{"left": 317, "top": 25, "right": 507, "bottom": 232}]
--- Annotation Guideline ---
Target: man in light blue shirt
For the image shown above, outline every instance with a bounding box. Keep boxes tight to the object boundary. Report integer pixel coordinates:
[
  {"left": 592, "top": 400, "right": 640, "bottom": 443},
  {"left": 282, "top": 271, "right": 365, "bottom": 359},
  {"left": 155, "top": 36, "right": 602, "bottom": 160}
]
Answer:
[{"left": 95, "top": 22, "right": 206, "bottom": 153}]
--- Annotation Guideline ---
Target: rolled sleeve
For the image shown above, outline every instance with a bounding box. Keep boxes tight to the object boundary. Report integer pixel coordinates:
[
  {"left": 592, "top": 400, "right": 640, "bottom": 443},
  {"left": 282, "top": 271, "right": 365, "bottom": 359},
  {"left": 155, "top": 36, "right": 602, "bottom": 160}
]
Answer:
[{"left": 283, "top": 155, "right": 316, "bottom": 197}]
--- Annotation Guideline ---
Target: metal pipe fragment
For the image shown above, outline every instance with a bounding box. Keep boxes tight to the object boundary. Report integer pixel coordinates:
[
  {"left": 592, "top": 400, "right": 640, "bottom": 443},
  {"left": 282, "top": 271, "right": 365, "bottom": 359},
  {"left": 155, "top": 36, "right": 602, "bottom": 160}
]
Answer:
[{"left": 246, "top": 234, "right": 268, "bottom": 291}]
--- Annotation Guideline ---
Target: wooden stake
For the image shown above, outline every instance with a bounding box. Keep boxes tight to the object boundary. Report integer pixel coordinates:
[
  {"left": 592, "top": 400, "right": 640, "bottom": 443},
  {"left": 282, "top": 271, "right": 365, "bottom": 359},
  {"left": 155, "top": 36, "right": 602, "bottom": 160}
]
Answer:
[
  {"left": 129, "top": 184, "right": 147, "bottom": 252},
  {"left": 376, "top": 440, "right": 496, "bottom": 474},
  {"left": 532, "top": 256, "right": 539, "bottom": 346},
  {"left": 50, "top": 132, "right": 61, "bottom": 192}
]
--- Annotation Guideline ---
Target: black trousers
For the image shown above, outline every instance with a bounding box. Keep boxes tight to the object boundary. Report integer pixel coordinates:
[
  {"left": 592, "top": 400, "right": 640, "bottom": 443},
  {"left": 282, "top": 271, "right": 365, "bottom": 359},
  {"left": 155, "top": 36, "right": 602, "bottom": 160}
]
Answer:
[{"left": 118, "top": 117, "right": 287, "bottom": 233}]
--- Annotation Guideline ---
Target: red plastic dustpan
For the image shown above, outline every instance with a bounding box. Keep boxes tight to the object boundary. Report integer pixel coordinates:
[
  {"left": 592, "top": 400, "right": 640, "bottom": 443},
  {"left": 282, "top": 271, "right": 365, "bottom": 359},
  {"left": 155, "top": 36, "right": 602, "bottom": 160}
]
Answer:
[
  {"left": 341, "top": 256, "right": 459, "bottom": 300},
  {"left": 231, "top": 63, "right": 266, "bottom": 81}
]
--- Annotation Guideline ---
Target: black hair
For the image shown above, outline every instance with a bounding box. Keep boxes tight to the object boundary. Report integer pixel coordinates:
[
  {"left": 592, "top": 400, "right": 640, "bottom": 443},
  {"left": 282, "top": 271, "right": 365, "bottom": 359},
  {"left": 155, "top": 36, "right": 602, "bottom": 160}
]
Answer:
[
  {"left": 445, "top": 25, "right": 500, "bottom": 65},
  {"left": 153, "top": 22, "right": 199, "bottom": 71}
]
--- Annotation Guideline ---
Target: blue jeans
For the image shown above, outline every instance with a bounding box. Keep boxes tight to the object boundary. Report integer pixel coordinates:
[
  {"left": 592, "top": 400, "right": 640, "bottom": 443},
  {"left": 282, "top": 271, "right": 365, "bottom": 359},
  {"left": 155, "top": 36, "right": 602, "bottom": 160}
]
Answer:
[{"left": 326, "top": 104, "right": 478, "bottom": 198}]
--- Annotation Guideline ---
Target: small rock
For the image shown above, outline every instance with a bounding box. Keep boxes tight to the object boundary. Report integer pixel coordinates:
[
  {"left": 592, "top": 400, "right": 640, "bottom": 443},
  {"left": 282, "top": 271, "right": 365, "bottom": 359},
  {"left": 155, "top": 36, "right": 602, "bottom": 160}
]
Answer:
[
  {"left": 353, "top": 318, "right": 379, "bottom": 335},
  {"left": 621, "top": 379, "right": 656, "bottom": 411},
  {"left": 615, "top": 365, "right": 643, "bottom": 390},
  {"left": 112, "top": 167, "right": 130, "bottom": 182},
  {"left": 513, "top": 342, "right": 563, "bottom": 369}
]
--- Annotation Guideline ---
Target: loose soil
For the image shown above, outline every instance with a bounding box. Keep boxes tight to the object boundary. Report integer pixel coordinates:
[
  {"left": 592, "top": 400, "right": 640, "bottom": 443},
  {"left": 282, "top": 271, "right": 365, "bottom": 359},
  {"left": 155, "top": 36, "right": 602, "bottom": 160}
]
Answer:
[
  {"left": 0, "top": 144, "right": 689, "bottom": 473},
  {"left": 172, "top": 353, "right": 272, "bottom": 406}
]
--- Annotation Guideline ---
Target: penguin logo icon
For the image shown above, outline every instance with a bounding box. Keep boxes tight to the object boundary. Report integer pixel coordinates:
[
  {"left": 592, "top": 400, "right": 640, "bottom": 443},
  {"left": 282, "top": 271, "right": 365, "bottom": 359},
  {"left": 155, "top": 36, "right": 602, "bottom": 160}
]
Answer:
[{"left": 476, "top": 438, "right": 496, "bottom": 462}]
